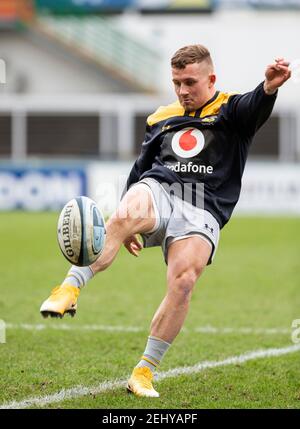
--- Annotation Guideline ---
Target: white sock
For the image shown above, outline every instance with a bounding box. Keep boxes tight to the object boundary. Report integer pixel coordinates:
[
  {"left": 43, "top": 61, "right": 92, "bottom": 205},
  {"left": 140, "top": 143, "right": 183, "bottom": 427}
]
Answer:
[
  {"left": 136, "top": 336, "right": 171, "bottom": 373},
  {"left": 62, "top": 266, "right": 94, "bottom": 288}
]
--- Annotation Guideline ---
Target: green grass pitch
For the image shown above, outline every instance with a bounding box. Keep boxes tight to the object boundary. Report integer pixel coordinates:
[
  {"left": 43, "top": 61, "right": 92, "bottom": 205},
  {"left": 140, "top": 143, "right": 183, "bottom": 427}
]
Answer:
[{"left": 0, "top": 212, "right": 299, "bottom": 409}]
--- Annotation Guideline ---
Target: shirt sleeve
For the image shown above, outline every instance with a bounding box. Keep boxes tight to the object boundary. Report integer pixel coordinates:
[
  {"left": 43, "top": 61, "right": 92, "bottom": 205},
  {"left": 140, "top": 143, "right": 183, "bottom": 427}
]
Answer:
[
  {"left": 121, "top": 124, "right": 156, "bottom": 198},
  {"left": 226, "top": 81, "right": 278, "bottom": 138}
]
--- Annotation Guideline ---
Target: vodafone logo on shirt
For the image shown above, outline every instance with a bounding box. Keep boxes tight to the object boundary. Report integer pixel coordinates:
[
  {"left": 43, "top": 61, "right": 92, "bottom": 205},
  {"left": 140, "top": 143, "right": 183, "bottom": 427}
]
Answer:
[{"left": 171, "top": 128, "right": 205, "bottom": 158}]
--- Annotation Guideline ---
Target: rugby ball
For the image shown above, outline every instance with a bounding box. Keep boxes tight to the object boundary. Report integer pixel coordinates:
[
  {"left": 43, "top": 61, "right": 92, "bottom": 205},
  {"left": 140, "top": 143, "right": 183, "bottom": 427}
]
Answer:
[{"left": 57, "top": 196, "right": 106, "bottom": 266}]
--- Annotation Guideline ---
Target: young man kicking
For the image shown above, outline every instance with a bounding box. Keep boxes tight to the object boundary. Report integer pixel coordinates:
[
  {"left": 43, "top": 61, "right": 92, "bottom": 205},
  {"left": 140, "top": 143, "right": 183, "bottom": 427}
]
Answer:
[{"left": 40, "top": 45, "right": 291, "bottom": 397}]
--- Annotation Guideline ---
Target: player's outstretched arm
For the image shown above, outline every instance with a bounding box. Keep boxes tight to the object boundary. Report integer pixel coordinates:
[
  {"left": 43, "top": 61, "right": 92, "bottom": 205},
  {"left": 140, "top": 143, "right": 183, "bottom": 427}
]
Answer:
[
  {"left": 226, "top": 57, "right": 291, "bottom": 136},
  {"left": 264, "top": 58, "right": 291, "bottom": 95}
]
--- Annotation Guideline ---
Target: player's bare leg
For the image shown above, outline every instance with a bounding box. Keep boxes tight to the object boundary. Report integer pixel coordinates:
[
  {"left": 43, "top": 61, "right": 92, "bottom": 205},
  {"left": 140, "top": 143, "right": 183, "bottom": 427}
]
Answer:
[
  {"left": 127, "top": 236, "right": 211, "bottom": 398},
  {"left": 40, "top": 185, "right": 156, "bottom": 318},
  {"left": 91, "top": 185, "right": 156, "bottom": 273},
  {"left": 150, "top": 236, "right": 211, "bottom": 343}
]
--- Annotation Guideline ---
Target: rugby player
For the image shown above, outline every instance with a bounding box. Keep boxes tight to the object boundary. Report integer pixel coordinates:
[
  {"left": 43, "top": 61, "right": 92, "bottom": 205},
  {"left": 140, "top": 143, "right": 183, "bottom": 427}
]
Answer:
[{"left": 40, "top": 45, "right": 291, "bottom": 397}]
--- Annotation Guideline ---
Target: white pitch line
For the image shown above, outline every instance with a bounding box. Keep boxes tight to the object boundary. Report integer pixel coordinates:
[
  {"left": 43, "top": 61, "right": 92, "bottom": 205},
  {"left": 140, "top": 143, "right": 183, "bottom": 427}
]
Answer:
[
  {"left": 194, "top": 326, "right": 291, "bottom": 335},
  {"left": 5, "top": 323, "right": 291, "bottom": 335},
  {"left": 1, "top": 343, "right": 299, "bottom": 409},
  {"left": 5, "top": 323, "right": 143, "bottom": 333}
]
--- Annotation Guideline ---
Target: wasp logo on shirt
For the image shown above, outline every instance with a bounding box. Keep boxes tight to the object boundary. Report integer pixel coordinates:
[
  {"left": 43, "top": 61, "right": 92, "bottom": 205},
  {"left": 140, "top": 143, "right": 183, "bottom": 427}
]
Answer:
[
  {"left": 201, "top": 115, "right": 218, "bottom": 124},
  {"left": 171, "top": 128, "right": 205, "bottom": 158}
]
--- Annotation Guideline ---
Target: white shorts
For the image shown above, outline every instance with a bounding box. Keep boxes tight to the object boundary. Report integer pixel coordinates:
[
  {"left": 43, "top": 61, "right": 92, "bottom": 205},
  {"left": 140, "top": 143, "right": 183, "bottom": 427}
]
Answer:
[{"left": 130, "top": 178, "right": 220, "bottom": 265}]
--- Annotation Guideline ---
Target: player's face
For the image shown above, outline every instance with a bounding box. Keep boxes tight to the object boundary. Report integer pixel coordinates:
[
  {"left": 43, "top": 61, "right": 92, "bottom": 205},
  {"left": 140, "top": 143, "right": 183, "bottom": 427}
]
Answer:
[{"left": 172, "top": 62, "right": 216, "bottom": 112}]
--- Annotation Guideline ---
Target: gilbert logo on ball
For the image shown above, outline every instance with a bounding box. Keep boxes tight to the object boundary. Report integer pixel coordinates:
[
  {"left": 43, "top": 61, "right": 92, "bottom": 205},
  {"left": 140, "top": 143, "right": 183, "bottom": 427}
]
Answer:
[
  {"left": 57, "top": 196, "right": 106, "bottom": 266},
  {"left": 171, "top": 128, "right": 205, "bottom": 158}
]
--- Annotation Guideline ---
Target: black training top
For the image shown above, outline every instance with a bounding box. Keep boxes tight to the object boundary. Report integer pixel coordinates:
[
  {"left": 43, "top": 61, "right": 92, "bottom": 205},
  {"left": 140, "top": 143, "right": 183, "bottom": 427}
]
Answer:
[{"left": 125, "top": 82, "right": 277, "bottom": 229}]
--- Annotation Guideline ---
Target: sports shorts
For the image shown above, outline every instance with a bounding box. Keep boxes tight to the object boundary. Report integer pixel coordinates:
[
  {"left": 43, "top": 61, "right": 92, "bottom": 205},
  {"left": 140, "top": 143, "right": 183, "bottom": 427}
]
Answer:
[{"left": 130, "top": 177, "right": 220, "bottom": 265}]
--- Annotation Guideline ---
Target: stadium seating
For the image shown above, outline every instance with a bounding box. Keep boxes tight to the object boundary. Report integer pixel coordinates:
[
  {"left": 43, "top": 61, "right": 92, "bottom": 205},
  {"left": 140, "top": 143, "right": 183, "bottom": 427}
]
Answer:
[
  {"left": 0, "top": 0, "right": 34, "bottom": 26},
  {"left": 34, "top": 15, "right": 160, "bottom": 92}
]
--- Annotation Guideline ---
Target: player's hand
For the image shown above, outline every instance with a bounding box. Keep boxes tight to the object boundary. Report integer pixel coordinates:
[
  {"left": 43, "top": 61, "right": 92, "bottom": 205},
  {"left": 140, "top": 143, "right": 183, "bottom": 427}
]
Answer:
[
  {"left": 264, "top": 58, "right": 291, "bottom": 94},
  {"left": 123, "top": 234, "right": 143, "bottom": 257}
]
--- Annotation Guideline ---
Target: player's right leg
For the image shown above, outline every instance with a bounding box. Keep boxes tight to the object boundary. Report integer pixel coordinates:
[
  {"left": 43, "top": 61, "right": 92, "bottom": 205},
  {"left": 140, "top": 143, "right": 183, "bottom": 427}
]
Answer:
[
  {"left": 127, "top": 235, "right": 212, "bottom": 398},
  {"left": 40, "top": 184, "right": 156, "bottom": 318}
]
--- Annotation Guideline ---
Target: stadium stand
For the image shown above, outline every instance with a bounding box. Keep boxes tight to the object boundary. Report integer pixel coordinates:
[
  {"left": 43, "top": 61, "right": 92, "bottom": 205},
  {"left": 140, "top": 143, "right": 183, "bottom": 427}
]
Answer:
[
  {"left": 1, "top": 1, "right": 160, "bottom": 92},
  {"left": 0, "top": 0, "right": 34, "bottom": 27},
  {"left": 33, "top": 15, "right": 160, "bottom": 93},
  {"left": 0, "top": 0, "right": 299, "bottom": 163}
]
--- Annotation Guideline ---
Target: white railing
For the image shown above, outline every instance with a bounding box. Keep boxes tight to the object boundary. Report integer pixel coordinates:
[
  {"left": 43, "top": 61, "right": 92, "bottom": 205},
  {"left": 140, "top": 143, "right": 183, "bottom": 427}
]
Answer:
[
  {"left": 0, "top": 93, "right": 169, "bottom": 160},
  {"left": 0, "top": 94, "right": 298, "bottom": 162}
]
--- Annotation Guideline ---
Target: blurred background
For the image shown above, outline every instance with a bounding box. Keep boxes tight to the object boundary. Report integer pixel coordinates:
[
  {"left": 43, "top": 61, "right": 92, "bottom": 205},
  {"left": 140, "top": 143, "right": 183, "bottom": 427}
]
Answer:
[
  {"left": 1, "top": 3, "right": 299, "bottom": 410},
  {"left": 0, "top": 0, "right": 300, "bottom": 215}
]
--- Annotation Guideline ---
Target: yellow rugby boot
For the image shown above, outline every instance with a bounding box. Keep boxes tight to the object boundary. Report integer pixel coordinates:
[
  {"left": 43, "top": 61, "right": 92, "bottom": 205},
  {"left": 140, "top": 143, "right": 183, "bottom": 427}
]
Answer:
[
  {"left": 40, "top": 285, "right": 80, "bottom": 318},
  {"left": 127, "top": 367, "right": 159, "bottom": 398}
]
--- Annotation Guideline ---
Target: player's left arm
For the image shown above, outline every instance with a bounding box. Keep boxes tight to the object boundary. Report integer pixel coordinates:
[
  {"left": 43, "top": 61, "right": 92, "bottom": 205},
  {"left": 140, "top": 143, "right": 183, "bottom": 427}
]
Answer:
[
  {"left": 227, "top": 58, "right": 291, "bottom": 137},
  {"left": 263, "top": 58, "right": 291, "bottom": 95}
]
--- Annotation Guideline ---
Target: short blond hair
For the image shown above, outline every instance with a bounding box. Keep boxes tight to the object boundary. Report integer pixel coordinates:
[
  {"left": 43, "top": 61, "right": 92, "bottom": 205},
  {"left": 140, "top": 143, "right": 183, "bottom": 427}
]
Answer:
[{"left": 171, "top": 44, "right": 213, "bottom": 70}]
